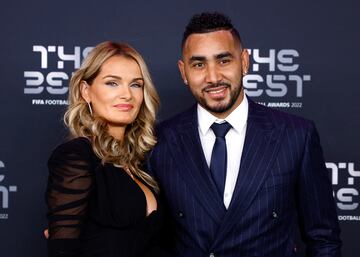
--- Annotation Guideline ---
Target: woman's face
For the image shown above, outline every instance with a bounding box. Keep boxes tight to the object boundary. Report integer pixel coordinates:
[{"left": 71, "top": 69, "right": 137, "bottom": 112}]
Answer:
[{"left": 81, "top": 55, "right": 144, "bottom": 137}]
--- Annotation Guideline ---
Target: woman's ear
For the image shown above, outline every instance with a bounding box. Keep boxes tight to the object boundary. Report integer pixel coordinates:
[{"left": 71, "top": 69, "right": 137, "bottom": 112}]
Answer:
[{"left": 80, "top": 81, "right": 91, "bottom": 103}]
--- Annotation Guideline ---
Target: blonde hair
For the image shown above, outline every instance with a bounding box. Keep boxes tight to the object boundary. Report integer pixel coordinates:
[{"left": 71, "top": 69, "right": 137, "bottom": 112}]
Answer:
[{"left": 64, "top": 41, "right": 160, "bottom": 191}]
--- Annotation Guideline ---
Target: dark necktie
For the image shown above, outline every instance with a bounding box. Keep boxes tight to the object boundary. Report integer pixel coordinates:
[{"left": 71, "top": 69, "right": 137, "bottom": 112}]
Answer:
[{"left": 210, "top": 121, "right": 232, "bottom": 197}]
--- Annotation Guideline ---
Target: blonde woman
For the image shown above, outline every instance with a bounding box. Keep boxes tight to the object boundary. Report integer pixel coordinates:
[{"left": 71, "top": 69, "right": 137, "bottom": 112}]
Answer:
[{"left": 45, "top": 41, "right": 168, "bottom": 257}]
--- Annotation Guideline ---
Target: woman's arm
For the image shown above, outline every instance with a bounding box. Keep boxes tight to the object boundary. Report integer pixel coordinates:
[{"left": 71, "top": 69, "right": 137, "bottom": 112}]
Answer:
[{"left": 45, "top": 138, "right": 93, "bottom": 257}]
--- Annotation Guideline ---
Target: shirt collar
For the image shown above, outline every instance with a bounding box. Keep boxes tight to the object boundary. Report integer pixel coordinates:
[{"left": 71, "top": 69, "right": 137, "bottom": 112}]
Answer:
[{"left": 197, "top": 95, "right": 249, "bottom": 136}]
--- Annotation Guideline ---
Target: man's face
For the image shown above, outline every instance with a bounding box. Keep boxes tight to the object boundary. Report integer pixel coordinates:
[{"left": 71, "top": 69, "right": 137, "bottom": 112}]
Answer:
[{"left": 178, "top": 30, "right": 249, "bottom": 118}]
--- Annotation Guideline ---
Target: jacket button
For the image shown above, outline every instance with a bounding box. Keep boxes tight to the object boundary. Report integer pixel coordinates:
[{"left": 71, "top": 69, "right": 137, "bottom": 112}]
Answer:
[
  {"left": 293, "top": 244, "right": 298, "bottom": 253},
  {"left": 272, "top": 211, "right": 278, "bottom": 218},
  {"left": 178, "top": 212, "right": 184, "bottom": 218},
  {"left": 209, "top": 253, "right": 215, "bottom": 257}
]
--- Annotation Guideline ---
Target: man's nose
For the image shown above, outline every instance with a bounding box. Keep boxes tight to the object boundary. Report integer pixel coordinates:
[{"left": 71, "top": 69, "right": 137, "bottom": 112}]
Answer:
[{"left": 205, "top": 64, "right": 221, "bottom": 84}]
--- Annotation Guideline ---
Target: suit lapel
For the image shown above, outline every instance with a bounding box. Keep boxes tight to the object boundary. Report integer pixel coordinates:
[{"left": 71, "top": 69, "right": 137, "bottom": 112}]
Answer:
[
  {"left": 212, "top": 99, "right": 285, "bottom": 247},
  {"left": 165, "top": 105, "right": 227, "bottom": 222}
]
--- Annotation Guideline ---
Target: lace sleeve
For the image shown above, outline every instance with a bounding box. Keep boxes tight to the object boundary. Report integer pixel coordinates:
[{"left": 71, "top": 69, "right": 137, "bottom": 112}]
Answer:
[{"left": 45, "top": 138, "right": 93, "bottom": 256}]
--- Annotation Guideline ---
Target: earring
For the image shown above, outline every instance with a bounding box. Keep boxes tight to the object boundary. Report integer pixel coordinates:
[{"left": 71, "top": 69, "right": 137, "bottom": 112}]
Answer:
[
  {"left": 87, "top": 102, "right": 93, "bottom": 116},
  {"left": 184, "top": 80, "right": 188, "bottom": 85},
  {"left": 243, "top": 71, "right": 248, "bottom": 76}
]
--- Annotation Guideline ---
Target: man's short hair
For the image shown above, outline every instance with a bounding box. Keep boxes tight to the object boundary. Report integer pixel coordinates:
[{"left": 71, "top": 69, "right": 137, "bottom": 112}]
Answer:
[{"left": 181, "top": 12, "right": 243, "bottom": 50}]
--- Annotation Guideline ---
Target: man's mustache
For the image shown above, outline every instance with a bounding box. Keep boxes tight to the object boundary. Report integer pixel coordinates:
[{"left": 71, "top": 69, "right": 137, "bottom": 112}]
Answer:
[{"left": 202, "top": 82, "right": 231, "bottom": 92}]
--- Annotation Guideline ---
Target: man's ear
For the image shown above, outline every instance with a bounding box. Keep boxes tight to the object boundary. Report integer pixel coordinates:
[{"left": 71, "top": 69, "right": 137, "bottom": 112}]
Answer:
[
  {"left": 178, "top": 59, "right": 188, "bottom": 85},
  {"left": 80, "top": 81, "right": 91, "bottom": 103},
  {"left": 241, "top": 49, "right": 250, "bottom": 75}
]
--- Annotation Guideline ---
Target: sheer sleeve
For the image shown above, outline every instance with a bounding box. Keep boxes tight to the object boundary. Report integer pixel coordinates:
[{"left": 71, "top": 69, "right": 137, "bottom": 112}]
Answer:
[{"left": 45, "top": 138, "right": 94, "bottom": 257}]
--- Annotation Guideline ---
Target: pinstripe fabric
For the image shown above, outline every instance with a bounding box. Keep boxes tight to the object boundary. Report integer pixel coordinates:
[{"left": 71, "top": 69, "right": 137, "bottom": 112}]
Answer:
[{"left": 148, "top": 98, "right": 341, "bottom": 257}]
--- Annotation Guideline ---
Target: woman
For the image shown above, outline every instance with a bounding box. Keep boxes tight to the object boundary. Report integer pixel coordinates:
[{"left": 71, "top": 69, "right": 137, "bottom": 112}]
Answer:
[{"left": 45, "top": 41, "right": 166, "bottom": 257}]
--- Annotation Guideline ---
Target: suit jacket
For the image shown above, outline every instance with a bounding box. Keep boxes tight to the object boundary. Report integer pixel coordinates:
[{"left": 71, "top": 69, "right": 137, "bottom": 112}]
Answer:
[{"left": 148, "top": 98, "right": 341, "bottom": 257}]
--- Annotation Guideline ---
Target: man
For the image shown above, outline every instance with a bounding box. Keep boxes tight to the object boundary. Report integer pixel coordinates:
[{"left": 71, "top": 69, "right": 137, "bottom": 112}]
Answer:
[{"left": 148, "top": 12, "right": 341, "bottom": 257}]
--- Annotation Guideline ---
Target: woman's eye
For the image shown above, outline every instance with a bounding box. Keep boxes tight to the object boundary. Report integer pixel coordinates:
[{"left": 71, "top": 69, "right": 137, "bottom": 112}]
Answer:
[
  {"left": 130, "top": 83, "right": 143, "bottom": 88},
  {"left": 105, "top": 81, "right": 118, "bottom": 87}
]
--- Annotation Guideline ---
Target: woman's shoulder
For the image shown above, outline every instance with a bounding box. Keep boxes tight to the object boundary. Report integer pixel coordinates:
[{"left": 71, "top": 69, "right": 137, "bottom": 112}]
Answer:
[
  {"left": 56, "top": 136, "right": 91, "bottom": 148},
  {"left": 49, "top": 137, "right": 94, "bottom": 162}
]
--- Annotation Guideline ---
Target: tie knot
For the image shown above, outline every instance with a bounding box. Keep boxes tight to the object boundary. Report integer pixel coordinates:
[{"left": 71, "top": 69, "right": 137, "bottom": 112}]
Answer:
[{"left": 211, "top": 121, "right": 232, "bottom": 138}]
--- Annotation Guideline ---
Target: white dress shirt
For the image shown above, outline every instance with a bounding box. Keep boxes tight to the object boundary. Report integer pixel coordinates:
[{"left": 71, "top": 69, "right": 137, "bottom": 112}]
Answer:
[{"left": 197, "top": 96, "right": 248, "bottom": 209}]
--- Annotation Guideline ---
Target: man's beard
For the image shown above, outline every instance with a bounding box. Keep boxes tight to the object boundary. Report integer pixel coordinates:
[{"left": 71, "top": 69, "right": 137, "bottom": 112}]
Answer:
[{"left": 197, "top": 81, "right": 242, "bottom": 114}]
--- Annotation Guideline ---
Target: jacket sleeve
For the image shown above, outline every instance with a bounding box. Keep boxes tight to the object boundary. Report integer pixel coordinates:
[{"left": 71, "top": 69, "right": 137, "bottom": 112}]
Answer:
[{"left": 296, "top": 122, "right": 342, "bottom": 257}]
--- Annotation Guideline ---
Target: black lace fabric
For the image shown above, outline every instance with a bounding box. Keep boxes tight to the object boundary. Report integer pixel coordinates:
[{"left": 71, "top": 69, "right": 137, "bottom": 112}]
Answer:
[
  {"left": 46, "top": 145, "right": 93, "bottom": 239},
  {"left": 45, "top": 138, "right": 169, "bottom": 257}
]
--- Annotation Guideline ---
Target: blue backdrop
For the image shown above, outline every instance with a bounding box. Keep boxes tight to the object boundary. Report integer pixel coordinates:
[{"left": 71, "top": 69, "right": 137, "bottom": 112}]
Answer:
[{"left": 0, "top": 0, "right": 359, "bottom": 256}]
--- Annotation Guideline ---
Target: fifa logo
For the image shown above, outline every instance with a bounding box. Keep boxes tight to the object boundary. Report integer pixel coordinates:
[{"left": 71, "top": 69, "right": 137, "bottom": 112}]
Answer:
[
  {"left": 24, "top": 45, "right": 93, "bottom": 95},
  {"left": 326, "top": 162, "right": 359, "bottom": 211},
  {"left": 244, "top": 49, "right": 311, "bottom": 98},
  {"left": 0, "top": 160, "right": 17, "bottom": 210}
]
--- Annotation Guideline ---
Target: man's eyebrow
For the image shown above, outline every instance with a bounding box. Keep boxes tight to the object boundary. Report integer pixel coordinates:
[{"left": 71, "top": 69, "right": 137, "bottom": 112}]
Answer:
[
  {"left": 188, "top": 52, "right": 233, "bottom": 62},
  {"left": 215, "top": 52, "right": 233, "bottom": 59},
  {"left": 189, "top": 56, "right": 206, "bottom": 62}
]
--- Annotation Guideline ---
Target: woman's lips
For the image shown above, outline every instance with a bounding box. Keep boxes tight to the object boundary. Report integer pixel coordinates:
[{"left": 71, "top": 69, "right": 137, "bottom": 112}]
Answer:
[{"left": 113, "top": 104, "right": 134, "bottom": 111}]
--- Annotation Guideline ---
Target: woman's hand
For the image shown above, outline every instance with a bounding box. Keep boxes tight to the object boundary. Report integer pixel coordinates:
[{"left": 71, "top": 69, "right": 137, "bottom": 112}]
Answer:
[{"left": 44, "top": 229, "right": 49, "bottom": 239}]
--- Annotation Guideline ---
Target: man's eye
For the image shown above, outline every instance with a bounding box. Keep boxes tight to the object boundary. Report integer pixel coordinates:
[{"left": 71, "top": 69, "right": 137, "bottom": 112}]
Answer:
[
  {"left": 105, "top": 81, "right": 118, "bottom": 87},
  {"left": 193, "top": 63, "right": 204, "bottom": 68},
  {"left": 220, "top": 59, "right": 231, "bottom": 64}
]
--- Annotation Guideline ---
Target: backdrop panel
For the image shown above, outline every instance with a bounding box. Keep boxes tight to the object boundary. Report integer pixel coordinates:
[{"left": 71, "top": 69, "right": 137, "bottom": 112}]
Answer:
[{"left": 0, "top": 1, "right": 359, "bottom": 256}]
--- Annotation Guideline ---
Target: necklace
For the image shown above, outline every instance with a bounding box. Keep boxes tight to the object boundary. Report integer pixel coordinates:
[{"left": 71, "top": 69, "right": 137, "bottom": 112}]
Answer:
[{"left": 125, "top": 167, "right": 135, "bottom": 180}]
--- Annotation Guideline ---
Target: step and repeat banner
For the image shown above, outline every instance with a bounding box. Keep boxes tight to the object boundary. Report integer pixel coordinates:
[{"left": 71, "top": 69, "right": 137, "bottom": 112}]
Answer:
[{"left": 0, "top": 0, "right": 359, "bottom": 256}]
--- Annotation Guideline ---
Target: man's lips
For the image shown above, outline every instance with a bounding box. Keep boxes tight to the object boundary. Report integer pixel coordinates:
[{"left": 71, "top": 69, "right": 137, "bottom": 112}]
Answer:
[
  {"left": 204, "top": 86, "right": 227, "bottom": 93},
  {"left": 203, "top": 83, "right": 230, "bottom": 92},
  {"left": 203, "top": 84, "right": 230, "bottom": 98},
  {"left": 113, "top": 104, "right": 134, "bottom": 111}
]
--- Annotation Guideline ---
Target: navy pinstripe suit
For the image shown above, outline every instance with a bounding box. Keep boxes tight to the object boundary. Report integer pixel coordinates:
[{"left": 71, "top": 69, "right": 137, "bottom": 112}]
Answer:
[{"left": 148, "top": 98, "right": 341, "bottom": 257}]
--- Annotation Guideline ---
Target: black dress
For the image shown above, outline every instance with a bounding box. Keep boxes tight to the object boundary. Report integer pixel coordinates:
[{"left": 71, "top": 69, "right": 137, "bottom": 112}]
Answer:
[{"left": 46, "top": 137, "right": 168, "bottom": 257}]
